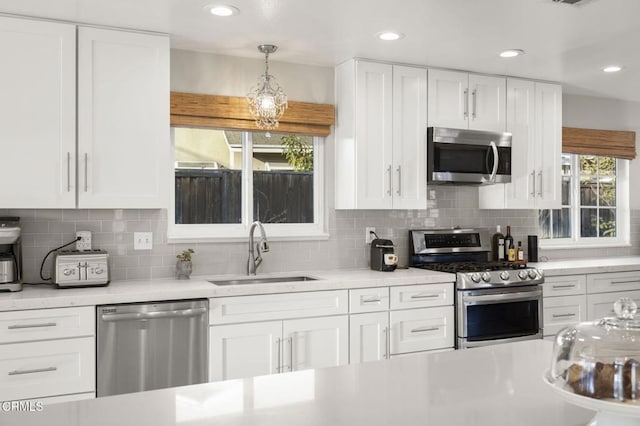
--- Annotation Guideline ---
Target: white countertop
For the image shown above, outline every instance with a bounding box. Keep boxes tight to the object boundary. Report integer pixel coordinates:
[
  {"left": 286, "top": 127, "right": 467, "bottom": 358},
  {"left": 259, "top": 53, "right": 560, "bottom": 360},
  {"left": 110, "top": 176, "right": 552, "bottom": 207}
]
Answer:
[
  {"left": 4, "top": 340, "right": 595, "bottom": 426},
  {"left": 0, "top": 268, "right": 455, "bottom": 311},
  {"left": 531, "top": 256, "right": 640, "bottom": 276}
]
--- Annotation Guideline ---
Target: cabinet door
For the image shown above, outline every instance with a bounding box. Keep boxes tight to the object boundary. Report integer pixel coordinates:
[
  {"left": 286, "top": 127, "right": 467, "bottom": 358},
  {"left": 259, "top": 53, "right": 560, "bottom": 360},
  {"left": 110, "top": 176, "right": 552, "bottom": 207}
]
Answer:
[
  {"left": 283, "top": 315, "right": 348, "bottom": 372},
  {"left": 428, "top": 69, "right": 469, "bottom": 129},
  {"left": 469, "top": 74, "right": 506, "bottom": 132},
  {"left": 543, "top": 295, "right": 587, "bottom": 337},
  {"left": 392, "top": 65, "right": 427, "bottom": 209},
  {"left": 534, "top": 82, "right": 562, "bottom": 209},
  {"left": 209, "top": 321, "right": 282, "bottom": 381},
  {"left": 587, "top": 290, "right": 640, "bottom": 320},
  {"left": 355, "top": 61, "right": 393, "bottom": 209},
  {"left": 77, "top": 27, "right": 169, "bottom": 208},
  {"left": 0, "top": 16, "right": 76, "bottom": 208},
  {"left": 543, "top": 275, "right": 587, "bottom": 297},
  {"left": 349, "top": 312, "right": 389, "bottom": 364},
  {"left": 390, "top": 306, "right": 454, "bottom": 354},
  {"left": 587, "top": 271, "right": 640, "bottom": 294}
]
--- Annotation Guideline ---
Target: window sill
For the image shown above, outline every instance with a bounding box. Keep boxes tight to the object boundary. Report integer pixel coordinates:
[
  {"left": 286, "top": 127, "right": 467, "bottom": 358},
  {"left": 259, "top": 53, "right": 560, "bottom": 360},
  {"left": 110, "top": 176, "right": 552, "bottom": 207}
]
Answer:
[
  {"left": 168, "top": 227, "right": 330, "bottom": 244},
  {"left": 539, "top": 241, "right": 632, "bottom": 250}
]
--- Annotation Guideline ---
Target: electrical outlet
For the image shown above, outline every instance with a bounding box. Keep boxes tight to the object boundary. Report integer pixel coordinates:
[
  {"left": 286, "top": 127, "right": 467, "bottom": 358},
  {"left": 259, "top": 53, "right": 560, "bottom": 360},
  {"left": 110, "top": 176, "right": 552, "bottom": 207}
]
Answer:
[
  {"left": 365, "top": 227, "right": 376, "bottom": 244},
  {"left": 76, "top": 231, "right": 92, "bottom": 251},
  {"left": 134, "top": 232, "right": 153, "bottom": 250}
]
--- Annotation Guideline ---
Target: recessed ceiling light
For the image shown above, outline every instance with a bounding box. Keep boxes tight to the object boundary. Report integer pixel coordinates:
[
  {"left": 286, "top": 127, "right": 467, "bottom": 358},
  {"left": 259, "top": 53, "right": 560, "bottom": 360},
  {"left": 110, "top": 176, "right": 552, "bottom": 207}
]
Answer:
[
  {"left": 603, "top": 65, "right": 622, "bottom": 73},
  {"left": 377, "top": 31, "right": 404, "bottom": 41},
  {"left": 205, "top": 4, "right": 239, "bottom": 16},
  {"left": 499, "top": 49, "right": 525, "bottom": 58}
]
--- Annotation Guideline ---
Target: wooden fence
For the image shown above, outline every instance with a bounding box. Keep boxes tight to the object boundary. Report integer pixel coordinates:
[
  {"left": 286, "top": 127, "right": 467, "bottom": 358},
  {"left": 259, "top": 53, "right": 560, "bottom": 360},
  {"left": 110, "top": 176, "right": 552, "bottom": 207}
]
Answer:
[{"left": 175, "top": 169, "right": 313, "bottom": 224}]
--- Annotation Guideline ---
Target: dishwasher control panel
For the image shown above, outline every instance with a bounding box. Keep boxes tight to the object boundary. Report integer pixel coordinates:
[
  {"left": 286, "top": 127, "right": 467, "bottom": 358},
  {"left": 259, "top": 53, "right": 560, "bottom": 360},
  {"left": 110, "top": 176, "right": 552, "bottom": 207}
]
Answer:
[{"left": 52, "top": 250, "right": 110, "bottom": 287}]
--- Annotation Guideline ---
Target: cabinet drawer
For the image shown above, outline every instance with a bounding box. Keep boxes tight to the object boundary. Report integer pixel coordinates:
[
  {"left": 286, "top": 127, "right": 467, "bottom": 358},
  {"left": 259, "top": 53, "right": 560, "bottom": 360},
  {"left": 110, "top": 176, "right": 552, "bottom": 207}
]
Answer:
[
  {"left": 390, "top": 306, "right": 454, "bottom": 354},
  {"left": 209, "top": 290, "right": 348, "bottom": 324},
  {"left": 390, "top": 283, "right": 453, "bottom": 310},
  {"left": 0, "top": 306, "right": 95, "bottom": 343},
  {"left": 543, "top": 295, "right": 587, "bottom": 336},
  {"left": 587, "top": 290, "right": 640, "bottom": 320},
  {"left": 349, "top": 287, "right": 390, "bottom": 313},
  {"left": 543, "top": 275, "right": 586, "bottom": 297},
  {"left": 587, "top": 271, "right": 640, "bottom": 294},
  {"left": 0, "top": 337, "right": 95, "bottom": 401}
]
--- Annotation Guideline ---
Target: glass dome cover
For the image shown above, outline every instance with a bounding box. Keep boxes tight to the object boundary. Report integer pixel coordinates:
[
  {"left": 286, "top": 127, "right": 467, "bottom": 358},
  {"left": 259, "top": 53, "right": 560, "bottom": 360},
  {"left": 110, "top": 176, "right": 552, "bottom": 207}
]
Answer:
[{"left": 550, "top": 297, "right": 640, "bottom": 402}]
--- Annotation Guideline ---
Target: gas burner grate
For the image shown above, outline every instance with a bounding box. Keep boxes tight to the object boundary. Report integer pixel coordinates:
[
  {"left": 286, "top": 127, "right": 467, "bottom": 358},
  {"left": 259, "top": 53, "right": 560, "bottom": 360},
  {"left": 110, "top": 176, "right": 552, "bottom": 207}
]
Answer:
[{"left": 417, "top": 261, "right": 527, "bottom": 273}]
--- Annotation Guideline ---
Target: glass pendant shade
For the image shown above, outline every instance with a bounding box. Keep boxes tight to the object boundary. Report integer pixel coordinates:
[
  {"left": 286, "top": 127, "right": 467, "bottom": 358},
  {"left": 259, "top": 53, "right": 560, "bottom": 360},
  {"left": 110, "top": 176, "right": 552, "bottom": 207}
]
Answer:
[{"left": 247, "top": 45, "right": 288, "bottom": 130}]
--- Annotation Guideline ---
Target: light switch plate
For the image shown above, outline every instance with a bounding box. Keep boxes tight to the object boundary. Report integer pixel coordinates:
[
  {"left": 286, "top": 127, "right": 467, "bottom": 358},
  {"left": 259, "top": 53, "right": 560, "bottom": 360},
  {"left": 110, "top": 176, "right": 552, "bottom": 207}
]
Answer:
[
  {"left": 365, "top": 227, "right": 376, "bottom": 244},
  {"left": 134, "top": 232, "right": 153, "bottom": 250}
]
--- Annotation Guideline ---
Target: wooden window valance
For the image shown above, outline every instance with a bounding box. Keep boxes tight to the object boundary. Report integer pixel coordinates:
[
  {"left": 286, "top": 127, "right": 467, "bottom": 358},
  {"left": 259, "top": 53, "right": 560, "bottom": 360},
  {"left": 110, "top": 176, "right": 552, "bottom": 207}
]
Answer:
[
  {"left": 170, "top": 92, "right": 335, "bottom": 137},
  {"left": 563, "top": 127, "right": 637, "bottom": 160}
]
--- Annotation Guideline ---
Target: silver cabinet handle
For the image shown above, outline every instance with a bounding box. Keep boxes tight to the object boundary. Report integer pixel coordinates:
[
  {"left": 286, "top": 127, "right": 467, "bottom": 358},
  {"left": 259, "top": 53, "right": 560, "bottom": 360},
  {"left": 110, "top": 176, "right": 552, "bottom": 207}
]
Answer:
[
  {"left": 275, "top": 338, "right": 281, "bottom": 373},
  {"left": 396, "top": 165, "right": 402, "bottom": 196},
  {"left": 411, "top": 326, "right": 439, "bottom": 333},
  {"left": 463, "top": 88, "right": 469, "bottom": 119},
  {"left": 362, "top": 297, "right": 382, "bottom": 304},
  {"left": 472, "top": 89, "right": 477, "bottom": 119},
  {"left": 9, "top": 367, "right": 57, "bottom": 376},
  {"left": 67, "top": 152, "right": 71, "bottom": 192},
  {"left": 489, "top": 141, "right": 499, "bottom": 182},
  {"left": 552, "top": 284, "right": 576, "bottom": 289},
  {"left": 552, "top": 313, "right": 576, "bottom": 319},
  {"left": 287, "top": 337, "right": 293, "bottom": 372},
  {"left": 530, "top": 170, "right": 536, "bottom": 197},
  {"left": 84, "top": 153, "right": 89, "bottom": 192},
  {"left": 611, "top": 279, "right": 640, "bottom": 285},
  {"left": 8, "top": 322, "right": 57, "bottom": 330},
  {"left": 537, "top": 171, "right": 543, "bottom": 197},
  {"left": 101, "top": 307, "right": 207, "bottom": 322},
  {"left": 387, "top": 165, "right": 393, "bottom": 196},
  {"left": 382, "top": 326, "right": 388, "bottom": 359},
  {"left": 411, "top": 293, "right": 440, "bottom": 299}
]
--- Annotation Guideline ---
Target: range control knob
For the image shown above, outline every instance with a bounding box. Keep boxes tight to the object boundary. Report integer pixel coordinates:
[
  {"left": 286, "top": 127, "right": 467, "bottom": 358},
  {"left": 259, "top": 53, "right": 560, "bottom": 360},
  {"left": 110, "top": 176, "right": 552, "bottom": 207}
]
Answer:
[
  {"left": 94, "top": 268, "right": 104, "bottom": 275},
  {"left": 471, "top": 273, "right": 481, "bottom": 283},
  {"left": 481, "top": 272, "right": 491, "bottom": 282},
  {"left": 518, "top": 270, "right": 528, "bottom": 280},
  {"left": 528, "top": 270, "right": 539, "bottom": 279},
  {"left": 500, "top": 271, "right": 510, "bottom": 281},
  {"left": 63, "top": 268, "right": 73, "bottom": 276}
]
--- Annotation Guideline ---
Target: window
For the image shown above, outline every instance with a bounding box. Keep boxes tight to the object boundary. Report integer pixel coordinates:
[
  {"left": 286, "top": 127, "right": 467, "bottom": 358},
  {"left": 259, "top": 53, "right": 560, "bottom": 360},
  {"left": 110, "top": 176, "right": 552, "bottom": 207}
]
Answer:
[
  {"left": 539, "top": 153, "right": 629, "bottom": 247},
  {"left": 169, "top": 128, "right": 326, "bottom": 241}
]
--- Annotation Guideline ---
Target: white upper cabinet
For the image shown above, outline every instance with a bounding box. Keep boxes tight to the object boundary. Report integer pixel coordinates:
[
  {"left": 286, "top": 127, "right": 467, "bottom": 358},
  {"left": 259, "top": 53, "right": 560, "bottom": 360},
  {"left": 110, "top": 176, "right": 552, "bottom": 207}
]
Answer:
[
  {"left": 0, "top": 16, "right": 76, "bottom": 208},
  {"left": 0, "top": 17, "right": 169, "bottom": 209},
  {"left": 77, "top": 27, "right": 169, "bottom": 208},
  {"left": 428, "top": 69, "right": 506, "bottom": 132},
  {"left": 479, "top": 79, "right": 562, "bottom": 209},
  {"left": 335, "top": 59, "right": 427, "bottom": 210}
]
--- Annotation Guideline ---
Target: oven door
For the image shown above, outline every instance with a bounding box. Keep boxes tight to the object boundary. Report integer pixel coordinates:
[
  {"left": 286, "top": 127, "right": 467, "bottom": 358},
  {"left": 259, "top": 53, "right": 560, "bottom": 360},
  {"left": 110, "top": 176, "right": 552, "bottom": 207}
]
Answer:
[
  {"left": 457, "top": 285, "right": 542, "bottom": 349},
  {"left": 428, "top": 127, "right": 511, "bottom": 184}
]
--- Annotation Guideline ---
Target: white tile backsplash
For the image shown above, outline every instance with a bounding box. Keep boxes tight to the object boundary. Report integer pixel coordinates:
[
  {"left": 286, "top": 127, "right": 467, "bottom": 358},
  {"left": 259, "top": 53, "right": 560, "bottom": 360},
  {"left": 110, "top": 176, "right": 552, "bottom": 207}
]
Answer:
[{"left": 2, "top": 187, "right": 639, "bottom": 283}]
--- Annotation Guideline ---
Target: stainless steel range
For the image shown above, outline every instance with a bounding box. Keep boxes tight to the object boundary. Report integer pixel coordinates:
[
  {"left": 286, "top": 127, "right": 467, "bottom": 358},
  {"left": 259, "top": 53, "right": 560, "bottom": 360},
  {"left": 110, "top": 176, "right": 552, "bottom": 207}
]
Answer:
[{"left": 409, "top": 228, "right": 544, "bottom": 349}]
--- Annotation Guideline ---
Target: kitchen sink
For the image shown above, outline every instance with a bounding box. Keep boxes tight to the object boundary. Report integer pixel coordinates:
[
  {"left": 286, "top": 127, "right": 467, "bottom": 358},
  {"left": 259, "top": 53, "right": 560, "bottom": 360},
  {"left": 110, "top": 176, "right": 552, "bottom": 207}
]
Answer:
[{"left": 209, "top": 276, "right": 318, "bottom": 286}]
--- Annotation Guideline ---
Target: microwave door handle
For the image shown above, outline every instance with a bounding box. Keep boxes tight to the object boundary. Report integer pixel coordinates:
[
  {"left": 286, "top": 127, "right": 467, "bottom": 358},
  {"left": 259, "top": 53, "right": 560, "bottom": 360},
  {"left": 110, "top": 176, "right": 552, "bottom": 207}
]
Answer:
[{"left": 489, "top": 141, "right": 499, "bottom": 182}]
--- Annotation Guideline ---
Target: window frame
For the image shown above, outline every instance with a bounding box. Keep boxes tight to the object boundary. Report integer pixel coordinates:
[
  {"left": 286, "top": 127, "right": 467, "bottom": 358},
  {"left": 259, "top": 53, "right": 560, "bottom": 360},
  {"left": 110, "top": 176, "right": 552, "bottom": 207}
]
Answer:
[
  {"left": 168, "top": 128, "right": 328, "bottom": 242},
  {"left": 540, "top": 154, "right": 630, "bottom": 249}
]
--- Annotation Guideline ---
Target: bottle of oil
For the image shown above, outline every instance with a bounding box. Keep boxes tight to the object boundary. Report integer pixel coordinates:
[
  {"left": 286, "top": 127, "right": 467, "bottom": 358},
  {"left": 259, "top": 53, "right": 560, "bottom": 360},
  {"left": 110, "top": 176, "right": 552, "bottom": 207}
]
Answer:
[
  {"left": 517, "top": 241, "right": 525, "bottom": 264},
  {"left": 491, "top": 225, "right": 505, "bottom": 262},
  {"left": 504, "top": 225, "right": 514, "bottom": 261}
]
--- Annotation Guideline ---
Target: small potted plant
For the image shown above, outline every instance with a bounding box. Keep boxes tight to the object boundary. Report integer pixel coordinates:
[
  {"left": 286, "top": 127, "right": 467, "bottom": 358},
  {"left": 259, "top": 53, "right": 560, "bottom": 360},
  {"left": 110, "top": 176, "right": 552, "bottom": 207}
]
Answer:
[{"left": 175, "top": 249, "right": 194, "bottom": 280}]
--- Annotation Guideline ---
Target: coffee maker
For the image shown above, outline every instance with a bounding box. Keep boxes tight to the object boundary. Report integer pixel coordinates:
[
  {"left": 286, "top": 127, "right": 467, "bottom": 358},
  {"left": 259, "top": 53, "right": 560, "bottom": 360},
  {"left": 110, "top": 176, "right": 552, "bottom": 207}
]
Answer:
[
  {"left": 0, "top": 217, "right": 23, "bottom": 292},
  {"left": 370, "top": 238, "right": 398, "bottom": 272}
]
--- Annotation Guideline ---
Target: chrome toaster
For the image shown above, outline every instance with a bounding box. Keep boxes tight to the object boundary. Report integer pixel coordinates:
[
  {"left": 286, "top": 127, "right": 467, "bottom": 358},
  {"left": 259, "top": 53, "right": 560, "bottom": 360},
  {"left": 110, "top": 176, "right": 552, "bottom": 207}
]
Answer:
[{"left": 52, "top": 250, "right": 110, "bottom": 287}]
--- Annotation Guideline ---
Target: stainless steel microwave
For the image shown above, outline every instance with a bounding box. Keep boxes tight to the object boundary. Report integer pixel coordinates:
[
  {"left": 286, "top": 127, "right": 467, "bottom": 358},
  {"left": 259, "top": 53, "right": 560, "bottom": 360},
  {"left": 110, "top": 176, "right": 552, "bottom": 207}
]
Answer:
[{"left": 427, "top": 127, "right": 512, "bottom": 185}]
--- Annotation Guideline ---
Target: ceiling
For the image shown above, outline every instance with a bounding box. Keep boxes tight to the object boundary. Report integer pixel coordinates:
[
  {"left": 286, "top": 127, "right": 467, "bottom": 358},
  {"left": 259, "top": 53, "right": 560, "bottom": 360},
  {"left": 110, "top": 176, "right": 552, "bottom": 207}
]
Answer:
[{"left": 1, "top": 0, "right": 640, "bottom": 102}]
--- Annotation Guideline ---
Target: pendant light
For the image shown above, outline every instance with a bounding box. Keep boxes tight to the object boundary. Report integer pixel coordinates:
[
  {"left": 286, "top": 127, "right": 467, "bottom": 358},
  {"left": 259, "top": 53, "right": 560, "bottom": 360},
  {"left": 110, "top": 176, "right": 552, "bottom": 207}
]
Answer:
[{"left": 246, "top": 44, "right": 288, "bottom": 130}]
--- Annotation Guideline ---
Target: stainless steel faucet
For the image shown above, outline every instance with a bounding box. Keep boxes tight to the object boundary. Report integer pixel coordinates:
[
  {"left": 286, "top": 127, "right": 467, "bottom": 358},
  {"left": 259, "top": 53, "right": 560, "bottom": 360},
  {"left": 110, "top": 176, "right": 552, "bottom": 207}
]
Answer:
[{"left": 247, "top": 221, "right": 269, "bottom": 275}]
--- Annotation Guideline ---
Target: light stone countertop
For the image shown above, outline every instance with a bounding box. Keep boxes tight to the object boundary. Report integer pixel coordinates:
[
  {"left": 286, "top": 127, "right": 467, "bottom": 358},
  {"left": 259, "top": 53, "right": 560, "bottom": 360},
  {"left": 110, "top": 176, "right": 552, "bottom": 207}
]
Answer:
[
  {"left": 531, "top": 255, "right": 640, "bottom": 276},
  {"left": 3, "top": 340, "right": 596, "bottom": 426},
  {"left": 0, "top": 268, "right": 455, "bottom": 312}
]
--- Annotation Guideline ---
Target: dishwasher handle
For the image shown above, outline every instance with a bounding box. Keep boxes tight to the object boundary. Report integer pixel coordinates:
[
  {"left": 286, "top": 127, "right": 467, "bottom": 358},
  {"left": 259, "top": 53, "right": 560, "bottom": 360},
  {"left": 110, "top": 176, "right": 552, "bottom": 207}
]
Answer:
[{"left": 100, "top": 307, "right": 208, "bottom": 322}]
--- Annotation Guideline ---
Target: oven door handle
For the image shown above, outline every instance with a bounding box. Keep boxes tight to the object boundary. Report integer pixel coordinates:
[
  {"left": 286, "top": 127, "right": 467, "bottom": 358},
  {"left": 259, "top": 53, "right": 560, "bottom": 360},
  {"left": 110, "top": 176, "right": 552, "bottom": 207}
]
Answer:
[{"left": 463, "top": 289, "right": 542, "bottom": 305}]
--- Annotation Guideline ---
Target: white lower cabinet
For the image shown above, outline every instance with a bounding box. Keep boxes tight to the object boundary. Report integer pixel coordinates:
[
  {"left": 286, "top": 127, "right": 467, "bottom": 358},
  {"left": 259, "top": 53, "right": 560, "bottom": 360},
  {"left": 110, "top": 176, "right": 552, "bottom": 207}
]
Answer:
[
  {"left": 349, "top": 312, "right": 388, "bottom": 364},
  {"left": 390, "top": 306, "right": 454, "bottom": 354},
  {"left": 587, "top": 290, "right": 640, "bottom": 320},
  {"left": 543, "top": 295, "right": 587, "bottom": 337},
  {"left": 0, "top": 306, "right": 95, "bottom": 402}
]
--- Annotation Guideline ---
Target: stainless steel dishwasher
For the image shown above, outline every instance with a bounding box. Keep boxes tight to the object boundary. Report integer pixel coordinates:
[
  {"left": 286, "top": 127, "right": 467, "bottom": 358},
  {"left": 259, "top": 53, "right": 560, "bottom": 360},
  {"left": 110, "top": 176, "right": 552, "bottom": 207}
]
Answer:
[{"left": 96, "top": 299, "right": 208, "bottom": 397}]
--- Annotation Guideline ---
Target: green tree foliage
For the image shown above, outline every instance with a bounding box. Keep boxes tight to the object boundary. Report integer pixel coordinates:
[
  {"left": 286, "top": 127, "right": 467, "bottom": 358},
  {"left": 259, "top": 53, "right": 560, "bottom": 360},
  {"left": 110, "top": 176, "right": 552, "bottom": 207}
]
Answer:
[{"left": 281, "top": 135, "right": 313, "bottom": 172}]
